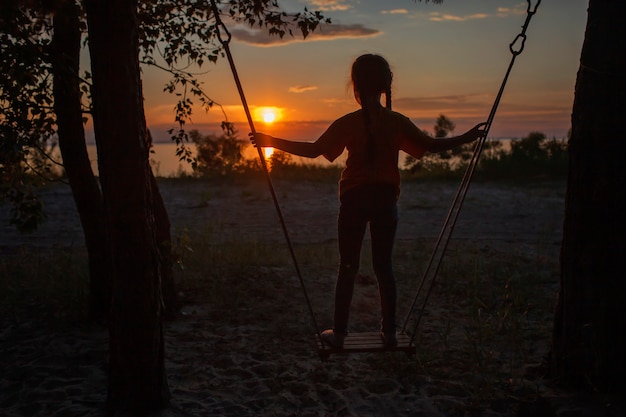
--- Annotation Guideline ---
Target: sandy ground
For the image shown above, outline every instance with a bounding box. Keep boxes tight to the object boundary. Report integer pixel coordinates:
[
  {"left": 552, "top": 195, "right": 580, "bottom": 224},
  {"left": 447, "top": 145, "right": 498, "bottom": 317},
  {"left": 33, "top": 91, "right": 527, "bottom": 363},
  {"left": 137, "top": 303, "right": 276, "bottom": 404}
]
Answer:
[
  {"left": 3, "top": 177, "right": 621, "bottom": 417},
  {"left": 1, "top": 178, "right": 566, "bottom": 252}
]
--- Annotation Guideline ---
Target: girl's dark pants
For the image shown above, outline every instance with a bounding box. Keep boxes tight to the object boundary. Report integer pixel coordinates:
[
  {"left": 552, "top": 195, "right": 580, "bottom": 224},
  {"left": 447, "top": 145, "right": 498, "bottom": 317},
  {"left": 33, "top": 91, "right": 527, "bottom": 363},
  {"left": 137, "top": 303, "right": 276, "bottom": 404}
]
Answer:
[{"left": 333, "top": 184, "right": 398, "bottom": 335}]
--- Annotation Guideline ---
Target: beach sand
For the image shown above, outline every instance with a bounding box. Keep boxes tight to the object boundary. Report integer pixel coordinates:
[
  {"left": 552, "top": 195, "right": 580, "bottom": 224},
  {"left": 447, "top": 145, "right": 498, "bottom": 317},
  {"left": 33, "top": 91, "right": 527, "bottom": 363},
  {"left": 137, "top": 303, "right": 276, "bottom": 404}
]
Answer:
[{"left": 2, "top": 177, "right": 621, "bottom": 416}]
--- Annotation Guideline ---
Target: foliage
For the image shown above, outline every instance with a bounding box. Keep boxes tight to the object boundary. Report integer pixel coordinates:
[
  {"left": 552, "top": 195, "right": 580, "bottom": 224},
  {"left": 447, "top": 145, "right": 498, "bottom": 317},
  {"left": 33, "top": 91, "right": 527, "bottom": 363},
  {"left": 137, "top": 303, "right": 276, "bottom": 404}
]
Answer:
[
  {"left": 0, "top": 3, "right": 60, "bottom": 232},
  {"left": 477, "top": 131, "right": 568, "bottom": 180},
  {"left": 268, "top": 150, "right": 342, "bottom": 181},
  {"left": 137, "top": 0, "right": 329, "bottom": 164},
  {"left": 405, "top": 114, "right": 465, "bottom": 174},
  {"left": 1, "top": 0, "right": 328, "bottom": 232},
  {"left": 185, "top": 125, "right": 568, "bottom": 182},
  {"left": 266, "top": 149, "right": 293, "bottom": 173},
  {"left": 190, "top": 129, "right": 255, "bottom": 177},
  {"left": 190, "top": 131, "right": 344, "bottom": 181},
  {"left": 402, "top": 115, "right": 568, "bottom": 181},
  {"left": 433, "top": 113, "right": 456, "bottom": 138}
]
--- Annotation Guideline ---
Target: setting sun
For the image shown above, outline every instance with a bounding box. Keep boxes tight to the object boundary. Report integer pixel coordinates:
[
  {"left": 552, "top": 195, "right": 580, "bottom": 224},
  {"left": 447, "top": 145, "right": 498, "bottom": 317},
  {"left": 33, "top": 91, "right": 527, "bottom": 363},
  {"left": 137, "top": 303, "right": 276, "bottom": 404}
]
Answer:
[
  {"left": 263, "top": 147, "right": 275, "bottom": 159},
  {"left": 262, "top": 111, "right": 275, "bottom": 124},
  {"left": 254, "top": 106, "right": 283, "bottom": 125}
]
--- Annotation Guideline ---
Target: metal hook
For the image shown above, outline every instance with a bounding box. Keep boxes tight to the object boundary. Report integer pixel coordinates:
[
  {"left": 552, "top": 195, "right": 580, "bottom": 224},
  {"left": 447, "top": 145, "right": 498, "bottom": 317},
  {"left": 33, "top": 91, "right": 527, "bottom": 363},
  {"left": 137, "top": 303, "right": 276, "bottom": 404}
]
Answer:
[
  {"left": 527, "top": 0, "right": 541, "bottom": 15},
  {"left": 509, "top": 33, "right": 527, "bottom": 56},
  {"left": 509, "top": 0, "right": 540, "bottom": 57}
]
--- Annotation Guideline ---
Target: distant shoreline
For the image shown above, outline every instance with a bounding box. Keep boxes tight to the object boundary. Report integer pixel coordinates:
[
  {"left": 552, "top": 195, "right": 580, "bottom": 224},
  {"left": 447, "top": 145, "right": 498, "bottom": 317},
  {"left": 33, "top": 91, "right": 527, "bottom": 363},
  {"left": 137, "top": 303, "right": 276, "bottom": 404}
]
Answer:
[{"left": 86, "top": 136, "right": 568, "bottom": 178}]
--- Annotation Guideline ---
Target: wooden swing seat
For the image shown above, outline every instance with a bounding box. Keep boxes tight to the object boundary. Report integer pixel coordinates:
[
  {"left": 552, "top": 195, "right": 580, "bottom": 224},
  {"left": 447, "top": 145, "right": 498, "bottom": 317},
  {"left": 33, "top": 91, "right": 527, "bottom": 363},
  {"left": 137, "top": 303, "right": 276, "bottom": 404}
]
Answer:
[{"left": 316, "top": 332, "right": 416, "bottom": 360}]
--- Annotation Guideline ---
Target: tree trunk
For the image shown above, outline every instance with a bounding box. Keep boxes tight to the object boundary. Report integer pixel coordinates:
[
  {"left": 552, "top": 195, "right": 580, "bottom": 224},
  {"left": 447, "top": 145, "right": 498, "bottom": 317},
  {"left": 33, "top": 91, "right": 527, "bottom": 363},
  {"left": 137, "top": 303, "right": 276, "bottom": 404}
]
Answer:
[
  {"left": 51, "top": 0, "right": 110, "bottom": 323},
  {"left": 84, "top": 0, "right": 170, "bottom": 412},
  {"left": 149, "top": 167, "right": 178, "bottom": 320},
  {"left": 145, "top": 129, "right": 177, "bottom": 320},
  {"left": 551, "top": 0, "right": 626, "bottom": 393}
]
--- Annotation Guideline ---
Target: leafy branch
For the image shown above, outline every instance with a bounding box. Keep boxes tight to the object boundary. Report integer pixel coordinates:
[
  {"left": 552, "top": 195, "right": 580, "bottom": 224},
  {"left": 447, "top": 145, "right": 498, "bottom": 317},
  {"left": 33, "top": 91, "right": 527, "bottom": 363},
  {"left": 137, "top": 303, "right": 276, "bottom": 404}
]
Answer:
[{"left": 136, "top": 0, "right": 329, "bottom": 165}]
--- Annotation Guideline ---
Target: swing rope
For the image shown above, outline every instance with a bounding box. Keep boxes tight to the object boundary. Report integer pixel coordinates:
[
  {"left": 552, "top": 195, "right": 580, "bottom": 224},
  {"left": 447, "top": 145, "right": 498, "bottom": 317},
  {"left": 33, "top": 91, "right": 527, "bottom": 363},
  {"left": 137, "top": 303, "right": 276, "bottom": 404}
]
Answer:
[
  {"left": 401, "top": 0, "right": 541, "bottom": 346},
  {"left": 208, "top": 0, "right": 322, "bottom": 341}
]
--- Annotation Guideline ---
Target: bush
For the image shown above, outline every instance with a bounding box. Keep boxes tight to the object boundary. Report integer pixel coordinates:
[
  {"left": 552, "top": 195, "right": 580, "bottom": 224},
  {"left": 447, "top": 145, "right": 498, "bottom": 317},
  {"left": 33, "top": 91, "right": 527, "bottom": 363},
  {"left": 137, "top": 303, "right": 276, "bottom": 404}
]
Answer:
[
  {"left": 477, "top": 132, "right": 568, "bottom": 180},
  {"left": 403, "top": 131, "right": 568, "bottom": 182},
  {"left": 190, "top": 129, "right": 256, "bottom": 177}
]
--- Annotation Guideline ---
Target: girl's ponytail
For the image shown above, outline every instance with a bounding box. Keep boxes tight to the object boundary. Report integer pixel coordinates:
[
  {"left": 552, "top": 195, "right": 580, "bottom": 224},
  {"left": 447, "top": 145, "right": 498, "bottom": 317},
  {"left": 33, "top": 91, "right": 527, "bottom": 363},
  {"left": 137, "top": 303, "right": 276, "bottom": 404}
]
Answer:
[{"left": 351, "top": 54, "right": 393, "bottom": 164}]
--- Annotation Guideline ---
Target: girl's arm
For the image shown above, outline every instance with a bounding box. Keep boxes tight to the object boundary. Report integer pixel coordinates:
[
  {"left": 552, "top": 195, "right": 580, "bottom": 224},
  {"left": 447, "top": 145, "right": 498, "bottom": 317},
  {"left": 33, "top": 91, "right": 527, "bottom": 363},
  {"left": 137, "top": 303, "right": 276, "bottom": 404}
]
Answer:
[
  {"left": 402, "top": 122, "right": 487, "bottom": 158},
  {"left": 424, "top": 123, "right": 487, "bottom": 153},
  {"left": 250, "top": 132, "right": 324, "bottom": 158}
]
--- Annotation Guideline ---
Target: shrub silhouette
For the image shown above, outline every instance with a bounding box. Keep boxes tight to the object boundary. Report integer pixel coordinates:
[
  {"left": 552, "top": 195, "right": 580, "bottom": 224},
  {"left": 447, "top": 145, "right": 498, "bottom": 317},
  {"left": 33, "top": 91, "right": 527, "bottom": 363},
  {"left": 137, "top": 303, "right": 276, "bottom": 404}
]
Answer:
[
  {"left": 478, "top": 131, "right": 568, "bottom": 180},
  {"left": 190, "top": 129, "right": 256, "bottom": 177}
]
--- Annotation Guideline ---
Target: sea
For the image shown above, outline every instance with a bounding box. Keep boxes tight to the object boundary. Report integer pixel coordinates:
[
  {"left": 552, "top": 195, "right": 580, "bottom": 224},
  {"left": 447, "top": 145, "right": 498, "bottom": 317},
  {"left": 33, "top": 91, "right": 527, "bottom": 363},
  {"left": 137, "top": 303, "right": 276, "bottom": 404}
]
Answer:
[
  {"left": 85, "top": 142, "right": 343, "bottom": 178},
  {"left": 82, "top": 137, "right": 521, "bottom": 178}
]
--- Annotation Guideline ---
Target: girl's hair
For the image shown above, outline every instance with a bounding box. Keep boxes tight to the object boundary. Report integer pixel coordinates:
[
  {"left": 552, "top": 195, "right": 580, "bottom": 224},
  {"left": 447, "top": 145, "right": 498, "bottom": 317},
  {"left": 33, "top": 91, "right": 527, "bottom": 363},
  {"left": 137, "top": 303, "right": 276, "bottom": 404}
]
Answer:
[
  {"left": 351, "top": 54, "right": 393, "bottom": 110},
  {"left": 351, "top": 54, "right": 393, "bottom": 163}
]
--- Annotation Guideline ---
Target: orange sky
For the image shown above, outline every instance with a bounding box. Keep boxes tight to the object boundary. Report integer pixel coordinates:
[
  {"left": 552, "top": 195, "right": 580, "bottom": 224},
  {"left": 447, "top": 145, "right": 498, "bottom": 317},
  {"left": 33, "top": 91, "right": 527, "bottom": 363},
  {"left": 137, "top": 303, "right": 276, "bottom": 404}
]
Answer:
[{"left": 138, "top": 0, "right": 588, "bottom": 143}]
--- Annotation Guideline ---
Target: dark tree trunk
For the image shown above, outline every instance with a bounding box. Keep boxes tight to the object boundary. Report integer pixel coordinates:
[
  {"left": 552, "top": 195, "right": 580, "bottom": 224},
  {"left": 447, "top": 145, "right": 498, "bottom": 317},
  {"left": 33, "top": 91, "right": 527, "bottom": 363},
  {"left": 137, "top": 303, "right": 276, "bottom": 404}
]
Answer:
[
  {"left": 51, "top": 0, "right": 110, "bottom": 323},
  {"left": 144, "top": 130, "right": 177, "bottom": 320},
  {"left": 149, "top": 169, "right": 178, "bottom": 320},
  {"left": 550, "top": 0, "right": 626, "bottom": 393},
  {"left": 84, "top": 0, "right": 169, "bottom": 412}
]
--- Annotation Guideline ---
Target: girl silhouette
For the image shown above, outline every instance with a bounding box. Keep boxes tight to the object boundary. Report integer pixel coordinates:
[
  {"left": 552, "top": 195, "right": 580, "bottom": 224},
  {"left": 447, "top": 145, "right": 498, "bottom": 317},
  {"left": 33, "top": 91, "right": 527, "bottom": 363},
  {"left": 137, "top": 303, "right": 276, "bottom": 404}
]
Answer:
[{"left": 251, "top": 54, "right": 486, "bottom": 348}]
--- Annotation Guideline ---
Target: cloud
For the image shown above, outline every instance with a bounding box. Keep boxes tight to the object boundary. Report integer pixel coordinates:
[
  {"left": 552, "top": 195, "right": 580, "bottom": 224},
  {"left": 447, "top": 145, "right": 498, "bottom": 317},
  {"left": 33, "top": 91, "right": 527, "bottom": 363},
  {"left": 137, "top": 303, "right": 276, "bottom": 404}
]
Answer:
[
  {"left": 393, "top": 93, "right": 572, "bottom": 138},
  {"left": 428, "top": 12, "right": 489, "bottom": 22},
  {"left": 289, "top": 85, "right": 319, "bottom": 93},
  {"left": 396, "top": 94, "right": 489, "bottom": 108},
  {"left": 496, "top": 3, "right": 528, "bottom": 18},
  {"left": 381, "top": 9, "right": 408, "bottom": 15},
  {"left": 426, "top": 2, "right": 526, "bottom": 23},
  {"left": 393, "top": 93, "right": 493, "bottom": 121},
  {"left": 231, "top": 23, "right": 381, "bottom": 46},
  {"left": 312, "top": 23, "right": 380, "bottom": 39},
  {"left": 310, "top": 0, "right": 352, "bottom": 12}
]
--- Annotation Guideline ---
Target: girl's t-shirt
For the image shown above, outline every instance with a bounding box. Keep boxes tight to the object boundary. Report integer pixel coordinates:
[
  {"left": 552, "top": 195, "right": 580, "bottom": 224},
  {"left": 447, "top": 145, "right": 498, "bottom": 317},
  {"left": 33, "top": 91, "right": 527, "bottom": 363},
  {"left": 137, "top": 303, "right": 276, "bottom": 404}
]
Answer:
[{"left": 316, "top": 108, "right": 428, "bottom": 197}]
